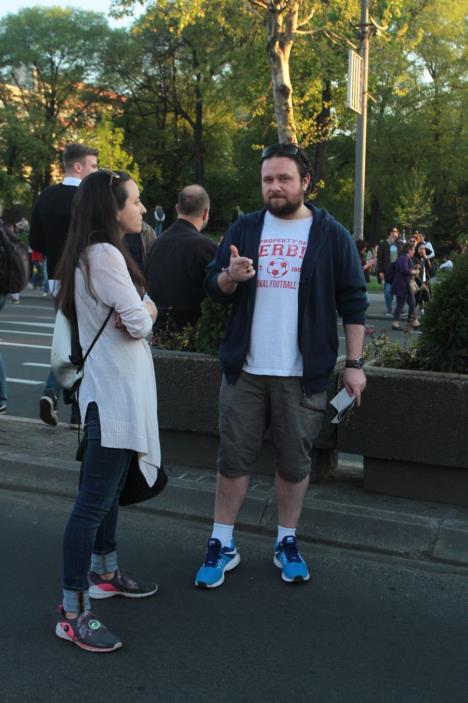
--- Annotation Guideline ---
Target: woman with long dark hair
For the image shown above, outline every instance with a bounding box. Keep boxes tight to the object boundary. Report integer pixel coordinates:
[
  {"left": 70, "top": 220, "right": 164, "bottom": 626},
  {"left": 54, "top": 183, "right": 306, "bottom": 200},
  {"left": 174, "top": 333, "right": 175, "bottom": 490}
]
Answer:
[
  {"left": 413, "top": 241, "right": 433, "bottom": 314},
  {"left": 54, "top": 170, "right": 160, "bottom": 653}
]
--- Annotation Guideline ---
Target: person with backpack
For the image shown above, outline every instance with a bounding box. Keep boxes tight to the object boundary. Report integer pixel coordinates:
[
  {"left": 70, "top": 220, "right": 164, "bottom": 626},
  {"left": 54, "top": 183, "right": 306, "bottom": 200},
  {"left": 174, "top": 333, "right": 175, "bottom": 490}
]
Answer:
[
  {"left": 54, "top": 169, "right": 160, "bottom": 653},
  {"left": 0, "top": 293, "right": 7, "bottom": 413},
  {"left": 376, "top": 226, "right": 403, "bottom": 316},
  {"left": 0, "top": 213, "right": 30, "bottom": 413},
  {"left": 29, "top": 142, "right": 99, "bottom": 428}
]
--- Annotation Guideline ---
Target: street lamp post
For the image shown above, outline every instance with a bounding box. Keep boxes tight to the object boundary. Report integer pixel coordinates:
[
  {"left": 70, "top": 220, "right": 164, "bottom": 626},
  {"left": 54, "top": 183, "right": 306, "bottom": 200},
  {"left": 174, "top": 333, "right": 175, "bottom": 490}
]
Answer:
[{"left": 353, "top": 0, "right": 370, "bottom": 241}]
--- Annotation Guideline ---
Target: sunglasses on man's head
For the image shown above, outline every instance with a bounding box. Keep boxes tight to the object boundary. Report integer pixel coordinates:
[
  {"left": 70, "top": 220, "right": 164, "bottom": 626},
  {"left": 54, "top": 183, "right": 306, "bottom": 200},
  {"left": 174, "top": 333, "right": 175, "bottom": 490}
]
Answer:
[
  {"left": 261, "top": 143, "right": 310, "bottom": 169},
  {"left": 99, "top": 168, "right": 120, "bottom": 186}
]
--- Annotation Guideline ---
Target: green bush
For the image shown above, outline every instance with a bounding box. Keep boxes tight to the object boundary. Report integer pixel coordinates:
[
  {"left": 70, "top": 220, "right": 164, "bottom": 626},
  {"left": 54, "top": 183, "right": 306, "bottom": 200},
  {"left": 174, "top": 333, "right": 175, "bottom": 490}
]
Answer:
[
  {"left": 364, "top": 331, "right": 423, "bottom": 369},
  {"left": 152, "top": 297, "right": 230, "bottom": 356},
  {"left": 366, "top": 253, "right": 468, "bottom": 374},
  {"left": 195, "top": 297, "right": 231, "bottom": 355},
  {"left": 417, "top": 252, "right": 468, "bottom": 374}
]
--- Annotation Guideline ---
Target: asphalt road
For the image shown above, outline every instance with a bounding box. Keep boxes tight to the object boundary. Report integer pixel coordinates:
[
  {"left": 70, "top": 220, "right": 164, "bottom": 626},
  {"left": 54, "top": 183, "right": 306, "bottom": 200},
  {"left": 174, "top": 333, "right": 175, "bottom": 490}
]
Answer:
[
  {"left": 0, "top": 488, "right": 466, "bottom": 703},
  {"left": 0, "top": 294, "right": 414, "bottom": 422}
]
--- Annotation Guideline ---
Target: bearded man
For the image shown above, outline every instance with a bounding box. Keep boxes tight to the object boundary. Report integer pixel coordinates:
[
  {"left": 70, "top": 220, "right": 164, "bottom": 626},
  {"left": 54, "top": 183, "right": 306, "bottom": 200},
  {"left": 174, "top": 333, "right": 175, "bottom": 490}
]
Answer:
[{"left": 195, "top": 143, "right": 367, "bottom": 589}]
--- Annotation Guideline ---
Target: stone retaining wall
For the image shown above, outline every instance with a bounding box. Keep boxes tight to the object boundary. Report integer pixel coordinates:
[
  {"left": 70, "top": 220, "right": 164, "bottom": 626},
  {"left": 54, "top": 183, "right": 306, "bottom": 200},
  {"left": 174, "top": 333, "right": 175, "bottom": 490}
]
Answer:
[{"left": 153, "top": 349, "right": 468, "bottom": 506}]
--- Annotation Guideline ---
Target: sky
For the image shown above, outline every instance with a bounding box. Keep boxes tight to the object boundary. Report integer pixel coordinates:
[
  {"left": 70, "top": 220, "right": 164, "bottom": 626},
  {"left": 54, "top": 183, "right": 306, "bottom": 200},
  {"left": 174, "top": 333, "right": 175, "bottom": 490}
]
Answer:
[{"left": 0, "top": 0, "right": 142, "bottom": 27}]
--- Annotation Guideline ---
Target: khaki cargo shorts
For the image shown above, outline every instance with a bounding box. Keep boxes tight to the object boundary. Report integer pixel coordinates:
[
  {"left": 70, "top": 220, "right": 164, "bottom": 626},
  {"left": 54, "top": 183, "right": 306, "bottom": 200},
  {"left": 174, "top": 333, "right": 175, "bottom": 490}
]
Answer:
[{"left": 217, "top": 371, "right": 327, "bottom": 483}]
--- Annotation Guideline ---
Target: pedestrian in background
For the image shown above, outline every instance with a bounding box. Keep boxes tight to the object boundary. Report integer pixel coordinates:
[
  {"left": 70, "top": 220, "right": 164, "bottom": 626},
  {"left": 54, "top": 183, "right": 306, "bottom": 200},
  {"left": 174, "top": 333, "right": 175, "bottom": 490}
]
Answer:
[
  {"left": 377, "top": 226, "right": 402, "bottom": 316},
  {"left": 54, "top": 169, "right": 160, "bottom": 653},
  {"left": 29, "top": 142, "right": 99, "bottom": 429},
  {"left": 146, "top": 184, "right": 216, "bottom": 332},
  {"left": 123, "top": 219, "right": 156, "bottom": 274},
  {"left": 413, "top": 241, "right": 434, "bottom": 315},
  {"left": 0, "top": 293, "right": 7, "bottom": 413},
  {"left": 153, "top": 204, "right": 165, "bottom": 236},
  {"left": 391, "top": 242, "right": 420, "bottom": 330}
]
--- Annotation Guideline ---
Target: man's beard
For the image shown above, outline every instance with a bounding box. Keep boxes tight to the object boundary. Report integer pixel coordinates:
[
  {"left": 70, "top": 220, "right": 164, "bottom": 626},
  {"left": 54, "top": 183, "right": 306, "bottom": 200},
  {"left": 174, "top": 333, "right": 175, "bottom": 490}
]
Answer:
[{"left": 264, "top": 191, "right": 304, "bottom": 217}]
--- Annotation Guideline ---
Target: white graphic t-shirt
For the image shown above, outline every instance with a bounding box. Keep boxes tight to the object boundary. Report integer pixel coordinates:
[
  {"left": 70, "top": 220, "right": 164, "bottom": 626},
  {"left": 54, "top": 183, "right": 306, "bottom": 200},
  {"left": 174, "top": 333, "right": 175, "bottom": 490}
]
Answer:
[{"left": 243, "top": 210, "right": 313, "bottom": 376}]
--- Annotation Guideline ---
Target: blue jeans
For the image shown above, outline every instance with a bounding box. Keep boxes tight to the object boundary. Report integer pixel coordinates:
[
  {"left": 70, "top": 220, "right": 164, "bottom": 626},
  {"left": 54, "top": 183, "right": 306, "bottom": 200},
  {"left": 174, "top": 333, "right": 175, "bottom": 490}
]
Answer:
[
  {"left": 62, "top": 402, "right": 133, "bottom": 612},
  {"left": 384, "top": 282, "right": 394, "bottom": 313},
  {"left": 44, "top": 369, "right": 61, "bottom": 396},
  {"left": 0, "top": 295, "right": 7, "bottom": 403},
  {"left": 0, "top": 352, "right": 7, "bottom": 403}
]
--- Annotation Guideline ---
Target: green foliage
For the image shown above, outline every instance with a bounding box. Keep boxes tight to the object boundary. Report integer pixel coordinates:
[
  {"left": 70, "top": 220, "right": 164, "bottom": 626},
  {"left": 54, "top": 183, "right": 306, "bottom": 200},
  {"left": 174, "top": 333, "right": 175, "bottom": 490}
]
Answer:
[
  {"left": 394, "top": 168, "right": 435, "bottom": 231},
  {"left": 366, "top": 255, "right": 468, "bottom": 375},
  {"left": 0, "top": 6, "right": 113, "bottom": 204},
  {"left": 417, "top": 254, "right": 468, "bottom": 374},
  {"left": 152, "top": 297, "right": 230, "bottom": 356},
  {"left": 0, "top": 0, "right": 466, "bottom": 247},
  {"left": 195, "top": 297, "right": 231, "bottom": 355},
  {"left": 364, "top": 330, "right": 424, "bottom": 370},
  {"left": 78, "top": 116, "right": 141, "bottom": 186}
]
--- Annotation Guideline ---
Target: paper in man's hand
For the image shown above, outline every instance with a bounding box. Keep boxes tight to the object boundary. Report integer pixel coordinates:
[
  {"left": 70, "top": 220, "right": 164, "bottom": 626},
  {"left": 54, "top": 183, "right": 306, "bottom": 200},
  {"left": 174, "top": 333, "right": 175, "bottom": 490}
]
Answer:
[{"left": 330, "top": 387, "right": 356, "bottom": 424}]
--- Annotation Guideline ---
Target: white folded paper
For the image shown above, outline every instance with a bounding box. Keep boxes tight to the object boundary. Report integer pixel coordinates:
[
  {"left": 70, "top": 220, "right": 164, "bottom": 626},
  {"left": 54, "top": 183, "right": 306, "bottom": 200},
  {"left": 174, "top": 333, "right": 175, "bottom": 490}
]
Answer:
[{"left": 330, "top": 387, "right": 356, "bottom": 424}]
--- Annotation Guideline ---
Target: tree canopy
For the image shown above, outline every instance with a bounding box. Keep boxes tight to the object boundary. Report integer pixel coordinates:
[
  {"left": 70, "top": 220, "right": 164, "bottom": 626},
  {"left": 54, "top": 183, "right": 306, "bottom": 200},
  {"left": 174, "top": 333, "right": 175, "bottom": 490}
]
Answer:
[{"left": 0, "top": 0, "right": 466, "bottom": 247}]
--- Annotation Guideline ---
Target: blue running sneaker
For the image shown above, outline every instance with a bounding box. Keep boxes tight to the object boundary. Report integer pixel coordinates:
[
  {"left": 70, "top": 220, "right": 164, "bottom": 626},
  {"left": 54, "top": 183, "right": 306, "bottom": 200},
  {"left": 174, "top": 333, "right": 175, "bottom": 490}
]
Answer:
[
  {"left": 274, "top": 535, "right": 310, "bottom": 583},
  {"left": 195, "top": 538, "right": 240, "bottom": 589}
]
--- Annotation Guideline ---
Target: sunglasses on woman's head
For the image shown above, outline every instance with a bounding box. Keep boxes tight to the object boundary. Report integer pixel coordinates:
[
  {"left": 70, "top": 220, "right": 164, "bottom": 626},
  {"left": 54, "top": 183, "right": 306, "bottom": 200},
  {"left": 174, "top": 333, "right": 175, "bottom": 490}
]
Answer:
[{"left": 98, "top": 168, "right": 120, "bottom": 186}]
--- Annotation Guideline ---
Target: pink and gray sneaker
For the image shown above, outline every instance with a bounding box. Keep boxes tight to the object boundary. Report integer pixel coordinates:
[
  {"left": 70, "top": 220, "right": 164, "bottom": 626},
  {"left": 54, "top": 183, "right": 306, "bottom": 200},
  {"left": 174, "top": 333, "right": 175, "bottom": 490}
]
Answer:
[
  {"left": 55, "top": 607, "right": 122, "bottom": 653},
  {"left": 88, "top": 569, "right": 158, "bottom": 599}
]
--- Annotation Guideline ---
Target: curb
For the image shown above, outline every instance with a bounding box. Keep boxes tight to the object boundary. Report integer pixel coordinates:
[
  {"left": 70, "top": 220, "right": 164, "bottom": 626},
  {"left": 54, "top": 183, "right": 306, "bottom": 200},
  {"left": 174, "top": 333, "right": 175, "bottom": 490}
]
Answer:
[{"left": 1, "top": 447, "right": 467, "bottom": 570}]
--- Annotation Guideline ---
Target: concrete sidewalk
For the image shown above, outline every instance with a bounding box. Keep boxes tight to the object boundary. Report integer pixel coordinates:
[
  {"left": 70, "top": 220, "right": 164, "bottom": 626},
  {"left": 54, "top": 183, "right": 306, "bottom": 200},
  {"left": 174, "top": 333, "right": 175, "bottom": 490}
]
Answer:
[{"left": 1, "top": 415, "right": 467, "bottom": 569}]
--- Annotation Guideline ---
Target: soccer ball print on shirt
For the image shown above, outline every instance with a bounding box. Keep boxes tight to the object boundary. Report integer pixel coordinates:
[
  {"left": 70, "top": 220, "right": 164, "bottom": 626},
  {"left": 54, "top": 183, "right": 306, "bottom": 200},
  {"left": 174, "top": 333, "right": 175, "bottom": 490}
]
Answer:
[{"left": 256, "top": 236, "right": 307, "bottom": 290}]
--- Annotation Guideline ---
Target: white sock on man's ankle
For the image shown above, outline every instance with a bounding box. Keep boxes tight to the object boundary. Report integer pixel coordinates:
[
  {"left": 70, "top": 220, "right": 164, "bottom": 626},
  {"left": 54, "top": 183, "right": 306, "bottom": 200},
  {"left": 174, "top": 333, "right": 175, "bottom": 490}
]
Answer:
[
  {"left": 211, "top": 522, "right": 234, "bottom": 548},
  {"left": 277, "top": 525, "right": 296, "bottom": 544}
]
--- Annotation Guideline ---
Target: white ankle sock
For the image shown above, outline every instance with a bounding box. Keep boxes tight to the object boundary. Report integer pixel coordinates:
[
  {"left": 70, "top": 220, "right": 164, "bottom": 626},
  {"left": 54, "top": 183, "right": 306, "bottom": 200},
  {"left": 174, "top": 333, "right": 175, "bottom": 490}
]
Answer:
[
  {"left": 211, "top": 522, "right": 234, "bottom": 548},
  {"left": 277, "top": 525, "right": 296, "bottom": 544}
]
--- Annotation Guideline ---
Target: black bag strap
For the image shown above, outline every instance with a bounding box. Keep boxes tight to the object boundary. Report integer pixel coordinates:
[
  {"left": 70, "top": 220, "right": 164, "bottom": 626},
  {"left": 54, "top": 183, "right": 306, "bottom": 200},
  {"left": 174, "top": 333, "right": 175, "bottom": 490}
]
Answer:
[
  {"left": 73, "top": 307, "right": 113, "bottom": 448},
  {"left": 81, "top": 307, "right": 114, "bottom": 367}
]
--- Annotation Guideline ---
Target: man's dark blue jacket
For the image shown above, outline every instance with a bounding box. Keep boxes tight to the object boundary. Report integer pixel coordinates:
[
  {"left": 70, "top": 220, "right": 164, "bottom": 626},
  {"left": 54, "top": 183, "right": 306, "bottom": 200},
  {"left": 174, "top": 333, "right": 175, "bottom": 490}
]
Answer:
[{"left": 205, "top": 204, "right": 367, "bottom": 394}]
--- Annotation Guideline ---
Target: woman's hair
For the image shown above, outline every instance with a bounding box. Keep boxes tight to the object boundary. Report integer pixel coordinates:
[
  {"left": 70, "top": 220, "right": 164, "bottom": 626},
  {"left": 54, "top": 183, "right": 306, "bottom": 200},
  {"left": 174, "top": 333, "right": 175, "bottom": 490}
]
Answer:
[
  {"left": 56, "top": 170, "right": 146, "bottom": 318},
  {"left": 414, "top": 242, "right": 426, "bottom": 257},
  {"left": 403, "top": 242, "right": 415, "bottom": 254}
]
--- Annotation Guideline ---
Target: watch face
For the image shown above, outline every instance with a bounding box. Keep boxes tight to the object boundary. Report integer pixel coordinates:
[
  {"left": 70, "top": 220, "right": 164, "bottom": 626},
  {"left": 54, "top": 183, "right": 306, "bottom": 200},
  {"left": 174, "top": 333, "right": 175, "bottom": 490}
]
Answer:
[{"left": 346, "top": 357, "right": 364, "bottom": 368}]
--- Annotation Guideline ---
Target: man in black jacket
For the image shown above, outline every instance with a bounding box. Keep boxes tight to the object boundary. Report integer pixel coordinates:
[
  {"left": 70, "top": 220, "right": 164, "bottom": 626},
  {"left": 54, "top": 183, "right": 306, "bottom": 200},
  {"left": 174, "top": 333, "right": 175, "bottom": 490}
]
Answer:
[
  {"left": 194, "top": 144, "right": 367, "bottom": 590},
  {"left": 145, "top": 184, "right": 217, "bottom": 332},
  {"left": 29, "top": 143, "right": 98, "bottom": 427},
  {"left": 376, "top": 226, "right": 403, "bottom": 315}
]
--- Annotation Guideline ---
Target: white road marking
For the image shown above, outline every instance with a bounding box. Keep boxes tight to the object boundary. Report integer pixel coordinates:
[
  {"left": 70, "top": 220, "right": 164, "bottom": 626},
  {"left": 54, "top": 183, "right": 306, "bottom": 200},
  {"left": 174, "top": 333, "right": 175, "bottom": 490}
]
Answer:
[
  {"left": 0, "top": 329, "right": 52, "bottom": 337},
  {"left": 6, "top": 378, "right": 43, "bottom": 385},
  {"left": 22, "top": 362, "right": 50, "bottom": 368},
  {"left": 4, "top": 305, "right": 53, "bottom": 311},
  {"left": 1, "top": 321, "right": 54, "bottom": 328},
  {"left": 0, "top": 342, "right": 51, "bottom": 350}
]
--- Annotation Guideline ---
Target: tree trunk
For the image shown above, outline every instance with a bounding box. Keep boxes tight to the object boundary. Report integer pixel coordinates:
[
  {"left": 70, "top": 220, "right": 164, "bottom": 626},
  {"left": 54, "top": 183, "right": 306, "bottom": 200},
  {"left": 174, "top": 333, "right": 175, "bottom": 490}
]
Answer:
[
  {"left": 369, "top": 194, "right": 381, "bottom": 245},
  {"left": 312, "top": 81, "right": 332, "bottom": 189},
  {"left": 265, "top": 1, "right": 299, "bottom": 144},
  {"left": 192, "top": 48, "right": 204, "bottom": 183}
]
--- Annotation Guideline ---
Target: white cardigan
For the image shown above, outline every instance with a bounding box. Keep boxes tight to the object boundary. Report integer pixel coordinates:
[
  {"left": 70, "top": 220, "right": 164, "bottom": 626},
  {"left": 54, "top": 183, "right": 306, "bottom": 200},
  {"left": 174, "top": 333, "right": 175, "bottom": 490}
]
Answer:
[{"left": 75, "top": 243, "right": 161, "bottom": 487}]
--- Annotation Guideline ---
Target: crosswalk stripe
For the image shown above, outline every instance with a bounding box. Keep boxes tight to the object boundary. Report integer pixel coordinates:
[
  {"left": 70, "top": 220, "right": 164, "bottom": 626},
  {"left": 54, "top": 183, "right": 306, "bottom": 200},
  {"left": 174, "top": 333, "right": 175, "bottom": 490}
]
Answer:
[
  {"left": 4, "top": 305, "right": 52, "bottom": 311},
  {"left": 0, "top": 329, "right": 52, "bottom": 337},
  {"left": 6, "top": 378, "right": 43, "bottom": 385},
  {"left": 0, "top": 342, "right": 51, "bottom": 350},
  {"left": 1, "top": 321, "right": 54, "bottom": 328}
]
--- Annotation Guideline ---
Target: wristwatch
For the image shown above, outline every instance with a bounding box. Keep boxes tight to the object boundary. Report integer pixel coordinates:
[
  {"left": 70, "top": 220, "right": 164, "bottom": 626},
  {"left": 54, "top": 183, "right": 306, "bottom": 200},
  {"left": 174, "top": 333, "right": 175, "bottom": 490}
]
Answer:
[{"left": 345, "top": 357, "right": 365, "bottom": 369}]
